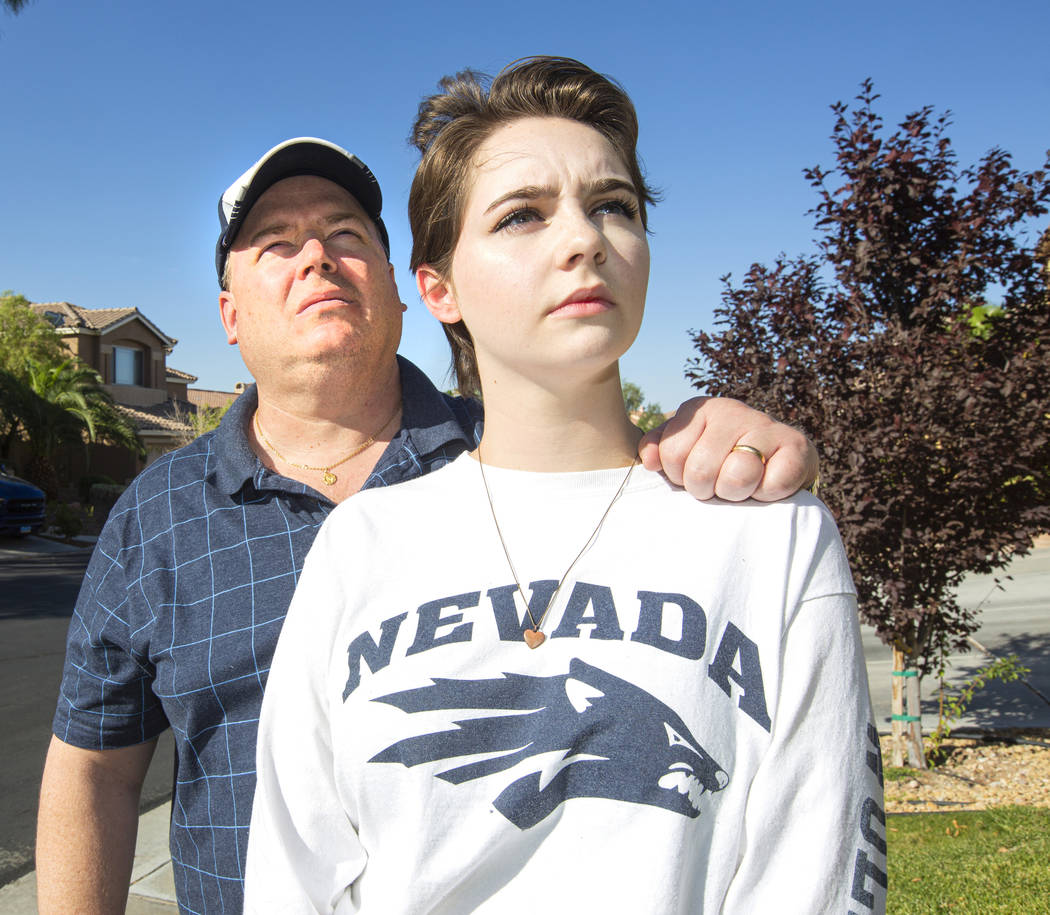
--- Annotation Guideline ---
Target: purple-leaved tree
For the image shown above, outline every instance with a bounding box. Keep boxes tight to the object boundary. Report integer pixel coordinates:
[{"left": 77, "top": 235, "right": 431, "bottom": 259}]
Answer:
[{"left": 688, "top": 81, "right": 1050, "bottom": 761}]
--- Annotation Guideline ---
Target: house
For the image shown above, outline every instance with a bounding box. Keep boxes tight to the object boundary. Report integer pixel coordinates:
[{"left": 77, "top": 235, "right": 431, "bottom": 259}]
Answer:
[
  {"left": 28, "top": 301, "right": 241, "bottom": 482},
  {"left": 188, "top": 383, "right": 247, "bottom": 412}
]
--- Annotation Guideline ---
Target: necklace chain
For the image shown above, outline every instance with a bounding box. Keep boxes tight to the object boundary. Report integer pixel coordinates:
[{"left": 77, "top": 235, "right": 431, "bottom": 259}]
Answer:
[
  {"left": 477, "top": 447, "right": 638, "bottom": 648},
  {"left": 254, "top": 403, "right": 400, "bottom": 486}
]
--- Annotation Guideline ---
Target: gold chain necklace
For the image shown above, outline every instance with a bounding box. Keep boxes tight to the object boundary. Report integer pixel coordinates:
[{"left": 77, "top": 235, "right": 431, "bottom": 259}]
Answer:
[
  {"left": 477, "top": 447, "right": 638, "bottom": 649},
  {"left": 254, "top": 403, "right": 400, "bottom": 486}
]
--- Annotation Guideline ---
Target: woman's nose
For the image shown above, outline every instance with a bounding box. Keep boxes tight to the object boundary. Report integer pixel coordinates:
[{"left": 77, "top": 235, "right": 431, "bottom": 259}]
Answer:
[{"left": 559, "top": 209, "right": 607, "bottom": 268}]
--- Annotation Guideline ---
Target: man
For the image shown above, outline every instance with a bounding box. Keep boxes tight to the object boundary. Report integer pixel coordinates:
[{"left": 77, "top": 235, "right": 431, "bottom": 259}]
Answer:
[{"left": 36, "top": 138, "right": 817, "bottom": 914}]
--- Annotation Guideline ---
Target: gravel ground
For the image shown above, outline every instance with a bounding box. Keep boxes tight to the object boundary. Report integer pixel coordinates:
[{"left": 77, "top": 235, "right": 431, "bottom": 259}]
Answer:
[{"left": 882, "top": 729, "right": 1050, "bottom": 813}]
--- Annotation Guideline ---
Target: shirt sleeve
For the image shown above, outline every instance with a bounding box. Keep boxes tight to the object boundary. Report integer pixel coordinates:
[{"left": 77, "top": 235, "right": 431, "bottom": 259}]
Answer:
[
  {"left": 51, "top": 499, "right": 168, "bottom": 749},
  {"left": 721, "top": 533, "right": 887, "bottom": 913},
  {"left": 244, "top": 521, "right": 367, "bottom": 914}
]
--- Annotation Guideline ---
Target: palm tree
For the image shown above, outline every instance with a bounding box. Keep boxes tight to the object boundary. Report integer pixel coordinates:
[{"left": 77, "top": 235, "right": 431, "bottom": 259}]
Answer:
[
  {"left": 3, "top": 1, "right": 31, "bottom": 13},
  {"left": 0, "top": 368, "right": 37, "bottom": 458},
  {"left": 20, "top": 358, "right": 143, "bottom": 495},
  {"left": 26, "top": 359, "right": 102, "bottom": 442}
]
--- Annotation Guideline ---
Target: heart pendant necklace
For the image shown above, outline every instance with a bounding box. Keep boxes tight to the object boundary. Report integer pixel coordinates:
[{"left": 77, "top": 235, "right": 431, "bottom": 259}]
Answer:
[{"left": 476, "top": 447, "right": 637, "bottom": 649}]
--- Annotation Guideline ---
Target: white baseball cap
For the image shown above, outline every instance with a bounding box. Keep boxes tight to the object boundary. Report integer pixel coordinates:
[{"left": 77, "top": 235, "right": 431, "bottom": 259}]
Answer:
[{"left": 215, "top": 137, "right": 389, "bottom": 282}]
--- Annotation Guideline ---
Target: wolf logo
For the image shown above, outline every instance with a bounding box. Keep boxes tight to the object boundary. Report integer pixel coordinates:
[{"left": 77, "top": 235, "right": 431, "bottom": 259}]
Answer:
[{"left": 370, "top": 658, "right": 729, "bottom": 829}]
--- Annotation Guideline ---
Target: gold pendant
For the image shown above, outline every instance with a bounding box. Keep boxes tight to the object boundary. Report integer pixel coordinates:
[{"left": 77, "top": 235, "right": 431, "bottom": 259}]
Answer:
[
  {"left": 523, "top": 629, "right": 546, "bottom": 649},
  {"left": 322, "top": 470, "right": 337, "bottom": 486}
]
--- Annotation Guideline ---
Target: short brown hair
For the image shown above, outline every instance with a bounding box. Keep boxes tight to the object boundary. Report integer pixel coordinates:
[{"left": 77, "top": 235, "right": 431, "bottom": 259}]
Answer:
[{"left": 408, "top": 56, "right": 657, "bottom": 397}]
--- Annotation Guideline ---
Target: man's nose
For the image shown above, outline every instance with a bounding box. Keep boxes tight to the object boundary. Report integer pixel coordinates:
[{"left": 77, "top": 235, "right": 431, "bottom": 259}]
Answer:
[{"left": 298, "top": 236, "right": 336, "bottom": 276}]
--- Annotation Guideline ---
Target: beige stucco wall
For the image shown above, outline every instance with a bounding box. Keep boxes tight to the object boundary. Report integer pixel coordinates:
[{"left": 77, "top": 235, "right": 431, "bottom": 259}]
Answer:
[
  {"left": 57, "top": 332, "right": 100, "bottom": 369},
  {"left": 103, "top": 383, "right": 167, "bottom": 406},
  {"left": 167, "top": 380, "right": 189, "bottom": 400}
]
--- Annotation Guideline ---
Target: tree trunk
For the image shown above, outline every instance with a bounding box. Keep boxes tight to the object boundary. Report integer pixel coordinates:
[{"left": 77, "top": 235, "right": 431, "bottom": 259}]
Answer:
[
  {"left": 905, "top": 672, "right": 927, "bottom": 769},
  {"left": 891, "top": 647, "right": 927, "bottom": 768},
  {"left": 891, "top": 648, "right": 905, "bottom": 766},
  {"left": 26, "top": 452, "right": 61, "bottom": 500}
]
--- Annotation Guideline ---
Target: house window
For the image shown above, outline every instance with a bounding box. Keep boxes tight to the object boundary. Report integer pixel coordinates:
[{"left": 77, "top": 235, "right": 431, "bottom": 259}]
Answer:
[{"left": 113, "top": 346, "right": 144, "bottom": 385}]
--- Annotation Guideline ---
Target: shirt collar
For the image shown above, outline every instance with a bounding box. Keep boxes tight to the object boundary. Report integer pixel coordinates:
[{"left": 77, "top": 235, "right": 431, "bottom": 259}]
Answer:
[
  {"left": 394, "top": 354, "right": 478, "bottom": 459},
  {"left": 213, "top": 383, "right": 265, "bottom": 497},
  {"left": 210, "top": 355, "right": 479, "bottom": 498}
]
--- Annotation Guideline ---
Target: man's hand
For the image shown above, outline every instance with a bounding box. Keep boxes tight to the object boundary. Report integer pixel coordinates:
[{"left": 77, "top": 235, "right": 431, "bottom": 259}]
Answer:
[{"left": 638, "top": 396, "right": 818, "bottom": 501}]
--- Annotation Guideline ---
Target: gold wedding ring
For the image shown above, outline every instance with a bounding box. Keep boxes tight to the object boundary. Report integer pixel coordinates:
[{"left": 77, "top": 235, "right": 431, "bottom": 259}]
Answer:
[{"left": 730, "top": 444, "right": 767, "bottom": 465}]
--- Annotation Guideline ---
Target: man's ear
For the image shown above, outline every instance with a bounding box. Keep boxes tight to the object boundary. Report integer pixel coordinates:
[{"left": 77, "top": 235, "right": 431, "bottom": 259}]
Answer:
[
  {"left": 416, "top": 265, "right": 462, "bottom": 325},
  {"left": 218, "top": 291, "right": 239, "bottom": 345},
  {"left": 387, "top": 263, "right": 407, "bottom": 313}
]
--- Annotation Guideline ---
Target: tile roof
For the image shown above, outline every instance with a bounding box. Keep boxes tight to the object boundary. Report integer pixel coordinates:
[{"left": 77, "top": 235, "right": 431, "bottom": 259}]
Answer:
[
  {"left": 188, "top": 388, "right": 242, "bottom": 410},
  {"left": 30, "top": 301, "right": 176, "bottom": 346},
  {"left": 166, "top": 366, "right": 198, "bottom": 382},
  {"left": 116, "top": 401, "right": 194, "bottom": 436},
  {"left": 31, "top": 301, "right": 138, "bottom": 330}
]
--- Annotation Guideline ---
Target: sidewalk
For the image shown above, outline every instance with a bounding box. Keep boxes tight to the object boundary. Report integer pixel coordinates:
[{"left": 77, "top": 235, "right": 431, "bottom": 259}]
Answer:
[{"left": 0, "top": 803, "right": 177, "bottom": 913}]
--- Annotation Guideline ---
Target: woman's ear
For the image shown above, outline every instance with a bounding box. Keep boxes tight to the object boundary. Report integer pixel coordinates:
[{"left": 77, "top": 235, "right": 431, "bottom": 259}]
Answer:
[{"left": 416, "top": 266, "right": 462, "bottom": 325}]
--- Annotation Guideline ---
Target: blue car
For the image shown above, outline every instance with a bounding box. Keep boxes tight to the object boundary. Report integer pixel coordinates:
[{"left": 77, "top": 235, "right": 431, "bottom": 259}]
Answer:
[{"left": 0, "top": 463, "right": 46, "bottom": 537}]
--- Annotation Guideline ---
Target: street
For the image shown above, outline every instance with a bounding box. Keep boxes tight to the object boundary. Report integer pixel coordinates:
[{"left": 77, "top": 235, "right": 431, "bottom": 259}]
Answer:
[
  {"left": 0, "top": 537, "right": 174, "bottom": 887},
  {"left": 863, "top": 541, "right": 1050, "bottom": 732}
]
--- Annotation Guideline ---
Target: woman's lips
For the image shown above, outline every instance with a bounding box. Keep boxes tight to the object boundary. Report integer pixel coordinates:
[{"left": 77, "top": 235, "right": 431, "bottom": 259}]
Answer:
[{"left": 548, "top": 290, "right": 614, "bottom": 317}]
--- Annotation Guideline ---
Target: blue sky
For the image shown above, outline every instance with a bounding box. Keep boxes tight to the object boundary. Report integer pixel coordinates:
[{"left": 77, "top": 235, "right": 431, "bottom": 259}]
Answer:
[{"left": 2, "top": 0, "right": 1047, "bottom": 410}]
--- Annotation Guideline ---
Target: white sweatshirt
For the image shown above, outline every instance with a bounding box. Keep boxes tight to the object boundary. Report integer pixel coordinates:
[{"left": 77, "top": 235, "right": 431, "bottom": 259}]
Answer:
[{"left": 245, "top": 455, "right": 887, "bottom": 914}]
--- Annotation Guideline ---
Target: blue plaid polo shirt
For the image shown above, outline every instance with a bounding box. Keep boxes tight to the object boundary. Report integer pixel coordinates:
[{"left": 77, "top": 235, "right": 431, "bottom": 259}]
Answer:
[{"left": 53, "top": 356, "right": 481, "bottom": 915}]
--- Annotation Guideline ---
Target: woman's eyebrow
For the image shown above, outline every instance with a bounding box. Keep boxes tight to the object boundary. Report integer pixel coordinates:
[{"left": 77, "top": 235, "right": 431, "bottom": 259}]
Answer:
[
  {"left": 483, "top": 178, "right": 638, "bottom": 215},
  {"left": 484, "top": 185, "right": 555, "bottom": 214},
  {"left": 588, "top": 177, "right": 638, "bottom": 199}
]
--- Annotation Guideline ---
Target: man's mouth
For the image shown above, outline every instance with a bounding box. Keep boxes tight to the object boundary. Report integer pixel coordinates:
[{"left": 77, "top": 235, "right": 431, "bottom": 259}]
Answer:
[{"left": 297, "top": 291, "right": 354, "bottom": 315}]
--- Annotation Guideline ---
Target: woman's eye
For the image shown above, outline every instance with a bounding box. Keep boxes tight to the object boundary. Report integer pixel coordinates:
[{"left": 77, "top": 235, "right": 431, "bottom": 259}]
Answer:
[
  {"left": 593, "top": 197, "right": 639, "bottom": 219},
  {"left": 494, "top": 207, "right": 541, "bottom": 232}
]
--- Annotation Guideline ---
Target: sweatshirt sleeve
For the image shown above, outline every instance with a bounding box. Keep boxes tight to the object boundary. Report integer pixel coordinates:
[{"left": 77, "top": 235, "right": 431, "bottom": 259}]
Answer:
[
  {"left": 244, "top": 521, "right": 366, "bottom": 914},
  {"left": 721, "top": 529, "right": 888, "bottom": 914}
]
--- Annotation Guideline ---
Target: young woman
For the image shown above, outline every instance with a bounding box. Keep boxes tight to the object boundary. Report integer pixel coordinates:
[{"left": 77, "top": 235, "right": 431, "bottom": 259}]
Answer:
[{"left": 244, "top": 58, "right": 886, "bottom": 915}]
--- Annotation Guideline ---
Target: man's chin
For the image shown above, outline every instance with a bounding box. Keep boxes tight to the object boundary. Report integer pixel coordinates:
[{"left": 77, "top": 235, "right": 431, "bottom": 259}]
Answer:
[{"left": 295, "top": 330, "right": 399, "bottom": 372}]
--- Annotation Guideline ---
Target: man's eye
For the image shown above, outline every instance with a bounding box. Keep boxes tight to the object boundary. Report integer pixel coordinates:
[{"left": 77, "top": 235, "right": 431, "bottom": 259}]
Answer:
[
  {"left": 261, "top": 240, "right": 293, "bottom": 254},
  {"left": 494, "top": 207, "right": 541, "bottom": 232}
]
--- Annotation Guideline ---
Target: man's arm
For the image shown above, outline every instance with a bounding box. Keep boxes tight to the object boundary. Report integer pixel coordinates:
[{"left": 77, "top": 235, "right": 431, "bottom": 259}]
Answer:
[
  {"left": 639, "top": 396, "right": 818, "bottom": 501},
  {"left": 37, "top": 735, "right": 158, "bottom": 915}
]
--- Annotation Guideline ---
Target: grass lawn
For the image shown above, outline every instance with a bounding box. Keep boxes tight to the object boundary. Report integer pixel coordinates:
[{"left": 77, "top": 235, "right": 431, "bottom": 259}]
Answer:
[{"left": 887, "top": 806, "right": 1050, "bottom": 913}]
